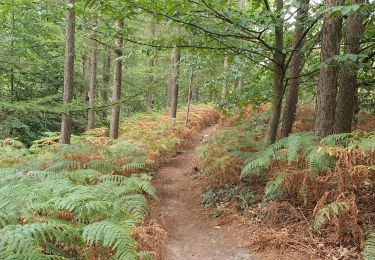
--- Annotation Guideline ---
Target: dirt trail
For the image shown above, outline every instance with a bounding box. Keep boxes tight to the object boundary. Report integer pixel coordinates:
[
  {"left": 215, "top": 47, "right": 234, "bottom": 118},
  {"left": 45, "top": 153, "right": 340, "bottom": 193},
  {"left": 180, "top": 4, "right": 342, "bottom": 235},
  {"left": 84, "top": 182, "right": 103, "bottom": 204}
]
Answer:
[{"left": 149, "top": 125, "right": 254, "bottom": 260}]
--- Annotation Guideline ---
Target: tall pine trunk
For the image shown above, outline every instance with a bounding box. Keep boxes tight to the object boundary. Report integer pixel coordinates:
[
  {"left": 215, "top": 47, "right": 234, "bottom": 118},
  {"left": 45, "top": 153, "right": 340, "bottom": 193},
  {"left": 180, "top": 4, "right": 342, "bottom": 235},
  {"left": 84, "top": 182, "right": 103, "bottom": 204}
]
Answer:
[
  {"left": 87, "top": 37, "right": 98, "bottom": 130},
  {"left": 60, "top": 0, "right": 76, "bottom": 144},
  {"left": 102, "top": 48, "right": 111, "bottom": 104},
  {"left": 109, "top": 20, "right": 124, "bottom": 140},
  {"left": 315, "top": 0, "right": 344, "bottom": 137},
  {"left": 238, "top": 0, "right": 246, "bottom": 93},
  {"left": 335, "top": 0, "right": 364, "bottom": 133},
  {"left": 169, "top": 46, "right": 181, "bottom": 121},
  {"left": 147, "top": 17, "right": 156, "bottom": 111},
  {"left": 221, "top": 56, "right": 229, "bottom": 100},
  {"left": 266, "top": 0, "right": 284, "bottom": 144},
  {"left": 281, "top": 0, "right": 309, "bottom": 137},
  {"left": 185, "top": 69, "right": 194, "bottom": 126}
]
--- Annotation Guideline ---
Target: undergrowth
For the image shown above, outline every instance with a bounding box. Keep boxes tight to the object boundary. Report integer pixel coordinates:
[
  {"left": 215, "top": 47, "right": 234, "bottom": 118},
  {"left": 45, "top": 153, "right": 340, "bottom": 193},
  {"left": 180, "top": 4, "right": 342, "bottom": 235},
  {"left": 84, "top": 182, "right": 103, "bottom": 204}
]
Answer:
[
  {"left": 0, "top": 105, "right": 219, "bottom": 259},
  {"left": 198, "top": 106, "right": 375, "bottom": 259}
]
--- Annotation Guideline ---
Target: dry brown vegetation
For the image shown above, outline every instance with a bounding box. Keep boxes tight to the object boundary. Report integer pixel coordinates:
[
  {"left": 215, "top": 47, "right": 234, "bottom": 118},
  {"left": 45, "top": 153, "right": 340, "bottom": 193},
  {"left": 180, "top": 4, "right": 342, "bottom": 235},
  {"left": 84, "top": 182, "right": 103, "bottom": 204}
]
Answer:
[{"left": 198, "top": 106, "right": 375, "bottom": 259}]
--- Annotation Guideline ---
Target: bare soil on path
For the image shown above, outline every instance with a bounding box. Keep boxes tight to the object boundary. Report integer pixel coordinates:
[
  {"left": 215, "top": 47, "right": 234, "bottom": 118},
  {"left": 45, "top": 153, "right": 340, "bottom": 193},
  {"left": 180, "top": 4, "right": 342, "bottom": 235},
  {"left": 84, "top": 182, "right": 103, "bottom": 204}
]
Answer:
[{"left": 149, "top": 125, "right": 255, "bottom": 260}]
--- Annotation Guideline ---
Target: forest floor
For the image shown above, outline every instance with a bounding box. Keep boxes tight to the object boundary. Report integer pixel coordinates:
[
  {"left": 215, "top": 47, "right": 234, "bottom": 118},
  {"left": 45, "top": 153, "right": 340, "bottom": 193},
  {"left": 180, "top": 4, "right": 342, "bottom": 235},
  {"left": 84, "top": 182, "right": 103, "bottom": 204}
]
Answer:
[{"left": 148, "top": 125, "right": 307, "bottom": 260}]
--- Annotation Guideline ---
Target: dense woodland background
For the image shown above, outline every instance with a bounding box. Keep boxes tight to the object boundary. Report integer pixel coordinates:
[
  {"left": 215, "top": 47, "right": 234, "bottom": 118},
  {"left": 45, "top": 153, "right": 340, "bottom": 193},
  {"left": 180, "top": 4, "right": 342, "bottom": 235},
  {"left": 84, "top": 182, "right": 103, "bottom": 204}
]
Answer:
[
  {"left": 0, "top": 0, "right": 375, "bottom": 259},
  {"left": 0, "top": 0, "right": 373, "bottom": 145}
]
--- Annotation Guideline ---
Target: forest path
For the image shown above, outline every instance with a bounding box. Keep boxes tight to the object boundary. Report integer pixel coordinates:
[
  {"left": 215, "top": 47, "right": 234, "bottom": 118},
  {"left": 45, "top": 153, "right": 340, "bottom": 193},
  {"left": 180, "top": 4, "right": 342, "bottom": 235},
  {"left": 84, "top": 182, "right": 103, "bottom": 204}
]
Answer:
[{"left": 149, "top": 125, "right": 254, "bottom": 260}]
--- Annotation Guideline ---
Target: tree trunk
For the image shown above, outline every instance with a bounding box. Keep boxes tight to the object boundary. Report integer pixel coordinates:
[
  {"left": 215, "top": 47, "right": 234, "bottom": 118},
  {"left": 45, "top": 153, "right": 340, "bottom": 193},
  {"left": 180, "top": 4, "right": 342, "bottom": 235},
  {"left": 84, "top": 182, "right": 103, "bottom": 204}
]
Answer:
[
  {"left": 237, "top": 0, "right": 246, "bottom": 94},
  {"left": 147, "top": 17, "right": 156, "bottom": 111},
  {"left": 221, "top": 56, "right": 229, "bottom": 100},
  {"left": 109, "top": 20, "right": 124, "bottom": 140},
  {"left": 60, "top": 0, "right": 76, "bottom": 145},
  {"left": 238, "top": 77, "right": 244, "bottom": 93},
  {"left": 185, "top": 69, "right": 194, "bottom": 126},
  {"left": 281, "top": 0, "right": 309, "bottom": 138},
  {"left": 169, "top": 46, "right": 181, "bottom": 121},
  {"left": 193, "top": 85, "right": 199, "bottom": 101},
  {"left": 10, "top": 8, "right": 15, "bottom": 100},
  {"left": 102, "top": 48, "right": 111, "bottom": 104},
  {"left": 266, "top": 0, "right": 284, "bottom": 144},
  {"left": 335, "top": 0, "right": 364, "bottom": 133},
  {"left": 87, "top": 37, "right": 98, "bottom": 130},
  {"left": 315, "top": 0, "right": 344, "bottom": 137},
  {"left": 81, "top": 49, "right": 90, "bottom": 102}
]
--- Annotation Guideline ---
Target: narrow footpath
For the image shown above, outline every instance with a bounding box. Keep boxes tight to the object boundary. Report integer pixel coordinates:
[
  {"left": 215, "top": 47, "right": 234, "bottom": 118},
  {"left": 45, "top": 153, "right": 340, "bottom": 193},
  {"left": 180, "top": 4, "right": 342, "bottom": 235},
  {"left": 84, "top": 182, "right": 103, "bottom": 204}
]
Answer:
[{"left": 149, "top": 125, "right": 254, "bottom": 260}]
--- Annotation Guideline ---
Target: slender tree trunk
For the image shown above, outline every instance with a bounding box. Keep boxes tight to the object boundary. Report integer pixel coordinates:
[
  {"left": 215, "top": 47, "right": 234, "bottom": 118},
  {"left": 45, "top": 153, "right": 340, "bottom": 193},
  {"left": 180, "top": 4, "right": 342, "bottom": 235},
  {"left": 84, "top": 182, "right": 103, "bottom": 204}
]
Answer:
[
  {"left": 82, "top": 55, "right": 89, "bottom": 82},
  {"left": 281, "top": 0, "right": 309, "bottom": 137},
  {"left": 315, "top": 0, "right": 344, "bottom": 137},
  {"left": 185, "top": 69, "right": 194, "bottom": 126},
  {"left": 169, "top": 46, "right": 181, "bottom": 121},
  {"left": 335, "top": 0, "right": 364, "bottom": 133},
  {"left": 193, "top": 85, "right": 199, "bottom": 101},
  {"left": 109, "top": 20, "right": 124, "bottom": 140},
  {"left": 81, "top": 50, "right": 90, "bottom": 102},
  {"left": 60, "top": 0, "right": 76, "bottom": 144},
  {"left": 10, "top": 6, "right": 15, "bottom": 100},
  {"left": 238, "top": 0, "right": 246, "bottom": 93},
  {"left": 87, "top": 37, "right": 98, "bottom": 130},
  {"left": 102, "top": 49, "right": 111, "bottom": 104},
  {"left": 147, "top": 17, "right": 157, "bottom": 111},
  {"left": 266, "top": 0, "right": 284, "bottom": 144},
  {"left": 221, "top": 56, "right": 229, "bottom": 100}
]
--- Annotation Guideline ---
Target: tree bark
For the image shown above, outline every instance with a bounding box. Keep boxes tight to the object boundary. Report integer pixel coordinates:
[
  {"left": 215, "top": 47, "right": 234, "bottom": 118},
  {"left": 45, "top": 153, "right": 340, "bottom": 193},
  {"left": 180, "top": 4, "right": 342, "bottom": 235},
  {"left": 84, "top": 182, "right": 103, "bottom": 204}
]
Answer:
[
  {"left": 315, "top": 0, "right": 344, "bottom": 137},
  {"left": 10, "top": 7, "right": 15, "bottom": 101},
  {"left": 281, "top": 0, "right": 309, "bottom": 137},
  {"left": 109, "top": 20, "right": 124, "bottom": 140},
  {"left": 237, "top": 0, "right": 246, "bottom": 93},
  {"left": 102, "top": 48, "right": 111, "bottom": 104},
  {"left": 193, "top": 85, "right": 199, "bottom": 101},
  {"left": 147, "top": 17, "right": 156, "bottom": 111},
  {"left": 169, "top": 46, "right": 181, "bottom": 121},
  {"left": 87, "top": 37, "right": 98, "bottom": 130},
  {"left": 335, "top": 0, "right": 364, "bottom": 133},
  {"left": 60, "top": 0, "right": 75, "bottom": 144},
  {"left": 266, "top": 0, "right": 284, "bottom": 144},
  {"left": 221, "top": 56, "right": 229, "bottom": 100},
  {"left": 185, "top": 69, "right": 194, "bottom": 126},
  {"left": 81, "top": 47, "right": 90, "bottom": 102}
]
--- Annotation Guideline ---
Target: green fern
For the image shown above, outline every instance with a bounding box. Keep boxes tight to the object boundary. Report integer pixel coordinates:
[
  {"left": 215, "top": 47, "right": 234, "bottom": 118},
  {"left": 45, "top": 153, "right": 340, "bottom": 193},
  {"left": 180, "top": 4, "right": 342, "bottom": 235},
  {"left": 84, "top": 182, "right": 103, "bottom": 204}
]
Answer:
[
  {"left": 265, "top": 174, "right": 286, "bottom": 199},
  {"left": 320, "top": 133, "right": 352, "bottom": 146},
  {"left": 0, "top": 222, "right": 81, "bottom": 258},
  {"left": 357, "top": 133, "right": 375, "bottom": 151},
  {"left": 46, "top": 160, "right": 81, "bottom": 172},
  {"left": 307, "top": 149, "right": 335, "bottom": 173},
  {"left": 241, "top": 146, "right": 275, "bottom": 178},
  {"left": 313, "top": 202, "right": 349, "bottom": 229},
  {"left": 365, "top": 233, "right": 375, "bottom": 260},
  {"left": 86, "top": 159, "right": 119, "bottom": 174},
  {"left": 122, "top": 162, "right": 146, "bottom": 171},
  {"left": 82, "top": 221, "right": 138, "bottom": 260}
]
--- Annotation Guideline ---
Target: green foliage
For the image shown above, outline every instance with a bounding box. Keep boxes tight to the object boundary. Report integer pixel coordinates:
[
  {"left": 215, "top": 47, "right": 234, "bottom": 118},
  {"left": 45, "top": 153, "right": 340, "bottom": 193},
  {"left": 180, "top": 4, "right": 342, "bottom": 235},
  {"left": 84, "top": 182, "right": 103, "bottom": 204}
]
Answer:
[
  {"left": 241, "top": 132, "right": 337, "bottom": 178},
  {"left": 365, "top": 233, "right": 375, "bottom": 260},
  {"left": 0, "top": 135, "right": 157, "bottom": 258},
  {"left": 86, "top": 159, "right": 119, "bottom": 174},
  {"left": 83, "top": 221, "right": 138, "bottom": 260},
  {"left": 313, "top": 202, "right": 349, "bottom": 229},
  {"left": 265, "top": 174, "right": 286, "bottom": 200},
  {"left": 202, "top": 189, "right": 219, "bottom": 208},
  {"left": 47, "top": 159, "right": 81, "bottom": 172},
  {"left": 202, "top": 186, "right": 255, "bottom": 211},
  {"left": 0, "top": 222, "right": 81, "bottom": 259}
]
